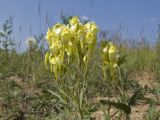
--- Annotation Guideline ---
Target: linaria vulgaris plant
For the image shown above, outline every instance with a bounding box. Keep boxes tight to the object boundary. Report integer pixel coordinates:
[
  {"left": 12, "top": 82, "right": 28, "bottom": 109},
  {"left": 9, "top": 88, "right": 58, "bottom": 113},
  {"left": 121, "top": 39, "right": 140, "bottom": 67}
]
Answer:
[{"left": 45, "top": 16, "right": 98, "bottom": 119}]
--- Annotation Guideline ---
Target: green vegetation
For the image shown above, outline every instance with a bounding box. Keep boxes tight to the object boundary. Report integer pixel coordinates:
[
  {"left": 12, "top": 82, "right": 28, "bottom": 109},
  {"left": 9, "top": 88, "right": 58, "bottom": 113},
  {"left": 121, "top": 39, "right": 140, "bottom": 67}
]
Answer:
[{"left": 0, "top": 16, "right": 160, "bottom": 120}]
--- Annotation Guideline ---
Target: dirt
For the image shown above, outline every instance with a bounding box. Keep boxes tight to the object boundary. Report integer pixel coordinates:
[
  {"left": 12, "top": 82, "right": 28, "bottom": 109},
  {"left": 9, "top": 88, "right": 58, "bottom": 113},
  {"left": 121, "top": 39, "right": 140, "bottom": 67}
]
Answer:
[
  {"left": 1, "top": 72, "right": 160, "bottom": 119},
  {"left": 91, "top": 71, "right": 160, "bottom": 120}
]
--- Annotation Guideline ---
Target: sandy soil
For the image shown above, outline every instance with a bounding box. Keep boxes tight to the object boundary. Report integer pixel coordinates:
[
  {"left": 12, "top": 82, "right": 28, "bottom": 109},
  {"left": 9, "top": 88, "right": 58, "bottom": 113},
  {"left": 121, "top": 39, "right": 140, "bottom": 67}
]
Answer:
[{"left": 91, "top": 71, "right": 160, "bottom": 120}]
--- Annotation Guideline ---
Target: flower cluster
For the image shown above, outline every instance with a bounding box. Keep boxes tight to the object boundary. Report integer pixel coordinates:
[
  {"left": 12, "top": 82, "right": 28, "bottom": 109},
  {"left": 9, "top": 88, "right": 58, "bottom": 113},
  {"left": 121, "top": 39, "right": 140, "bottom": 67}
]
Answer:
[
  {"left": 45, "top": 16, "right": 98, "bottom": 77},
  {"left": 101, "top": 41, "right": 119, "bottom": 80},
  {"left": 101, "top": 42, "right": 119, "bottom": 67}
]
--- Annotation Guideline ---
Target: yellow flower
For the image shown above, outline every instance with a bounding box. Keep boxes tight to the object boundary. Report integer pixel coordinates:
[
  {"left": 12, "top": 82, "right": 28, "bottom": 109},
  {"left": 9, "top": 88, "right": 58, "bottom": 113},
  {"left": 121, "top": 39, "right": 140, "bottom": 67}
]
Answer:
[
  {"left": 108, "top": 42, "right": 118, "bottom": 65},
  {"left": 45, "top": 16, "right": 99, "bottom": 76},
  {"left": 65, "top": 40, "right": 78, "bottom": 56},
  {"left": 91, "top": 23, "right": 99, "bottom": 34},
  {"left": 85, "top": 22, "right": 91, "bottom": 29},
  {"left": 70, "top": 25, "right": 78, "bottom": 34},
  {"left": 69, "top": 16, "right": 79, "bottom": 26},
  {"left": 77, "top": 25, "right": 86, "bottom": 40},
  {"left": 50, "top": 56, "right": 62, "bottom": 65},
  {"left": 69, "top": 17, "right": 79, "bottom": 34},
  {"left": 85, "top": 31, "right": 96, "bottom": 45},
  {"left": 102, "top": 42, "right": 119, "bottom": 67},
  {"left": 46, "top": 24, "right": 64, "bottom": 46},
  {"left": 46, "top": 28, "right": 53, "bottom": 45},
  {"left": 50, "top": 52, "right": 64, "bottom": 68},
  {"left": 51, "top": 23, "right": 65, "bottom": 37},
  {"left": 84, "top": 22, "right": 98, "bottom": 48},
  {"left": 50, "top": 43, "right": 60, "bottom": 55},
  {"left": 108, "top": 42, "right": 116, "bottom": 53},
  {"left": 101, "top": 42, "right": 120, "bottom": 81},
  {"left": 61, "top": 27, "right": 73, "bottom": 41},
  {"left": 48, "top": 51, "right": 64, "bottom": 78},
  {"left": 85, "top": 22, "right": 98, "bottom": 34}
]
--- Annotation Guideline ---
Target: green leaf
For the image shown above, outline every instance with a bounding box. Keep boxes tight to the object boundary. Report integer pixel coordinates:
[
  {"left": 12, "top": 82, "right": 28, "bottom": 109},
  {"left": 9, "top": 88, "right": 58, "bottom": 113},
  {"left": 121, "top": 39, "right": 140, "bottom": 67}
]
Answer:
[
  {"left": 128, "top": 87, "right": 142, "bottom": 106},
  {"left": 100, "top": 100, "right": 131, "bottom": 115},
  {"left": 118, "top": 55, "right": 127, "bottom": 66},
  {"left": 47, "top": 89, "right": 67, "bottom": 106}
]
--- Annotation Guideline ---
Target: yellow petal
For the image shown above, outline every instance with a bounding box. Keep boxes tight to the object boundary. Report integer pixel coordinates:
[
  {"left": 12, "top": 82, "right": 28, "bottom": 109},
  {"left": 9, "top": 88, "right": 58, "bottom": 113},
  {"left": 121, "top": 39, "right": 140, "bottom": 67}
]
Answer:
[
  {"left": 69, "top": 16, "right": 79, "bottom": 26},
  {"left": 85, "top": 32, "right": 96, "bottom": 44},
  {"left": 61, "top": 27, "right": 72, "bottom": 40}
]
